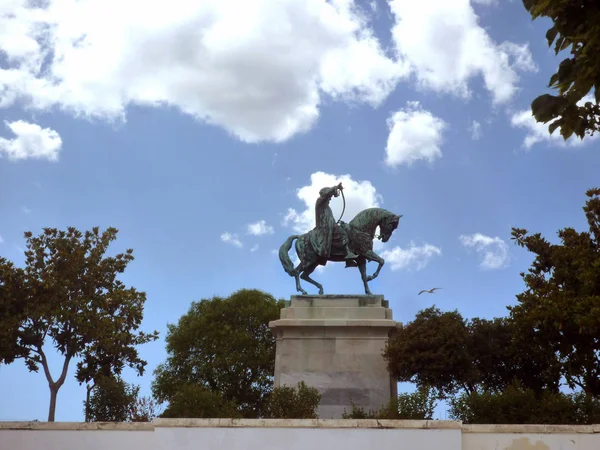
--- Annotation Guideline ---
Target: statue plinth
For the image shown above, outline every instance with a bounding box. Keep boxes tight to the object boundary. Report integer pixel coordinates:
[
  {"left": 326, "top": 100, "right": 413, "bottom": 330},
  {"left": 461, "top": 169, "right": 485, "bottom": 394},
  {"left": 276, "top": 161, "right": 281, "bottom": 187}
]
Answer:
[{"left": 268, "top": 295, "right": 398, "bottom": 419}]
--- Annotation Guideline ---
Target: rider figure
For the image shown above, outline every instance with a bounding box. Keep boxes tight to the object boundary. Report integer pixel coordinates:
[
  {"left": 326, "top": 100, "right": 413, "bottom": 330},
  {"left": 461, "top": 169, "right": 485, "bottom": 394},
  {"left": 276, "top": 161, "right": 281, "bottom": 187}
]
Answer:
[{"left": 313, "top": 182, "right": 358, "bottom": 261}]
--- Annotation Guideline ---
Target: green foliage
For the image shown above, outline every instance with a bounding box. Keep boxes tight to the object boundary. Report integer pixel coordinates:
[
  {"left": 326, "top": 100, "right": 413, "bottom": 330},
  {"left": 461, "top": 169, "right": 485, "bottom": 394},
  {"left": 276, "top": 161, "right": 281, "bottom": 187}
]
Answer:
[
  {"left": 263, "top": 381, "right": 321, "bottom": 419},
  {"left": 85, "top": 376, "right": 160, "bottom": 422},
  {"left": 0, "top": 227, "right": 158, "bottom": 421},
  {"left": 468, "top": 317, "right": 561, "bottom": 396},
  {"left": 383, "top": 307, "right": 561, "bottom": 399},
  {"left": 152, "top": 289, "right": 284, "bottom": 418},
  {"left": 449, "top": 383, "right": 600, "bottom": 425},
  {"left": 86, "top": 376, "right": 140, "bottom": 422},
  {"left": 510, "top": 188, "right": 600, "bottom": 396},
  {"left": 523, "top": 0, "right": 600, "bottom": 140},
  {"left": 129, "top": 395, "right": 160, "bottom": 422},
  {"left": 160, "top": 384, "right": 240, "bottom": 418},
  {"left": 341, "top": 403, "right": 377, "bottom": 419},
  {"left": 0, "top": 258, "right": 27, "bottom": 365},
  {"left": 395, "top": 386, "right": 437, "bottom": 420},
  {"left": 383, "top": 307, "right": 475, "bottom": 398},
  {"left": 342, "top": 387, "right": 437, "bottom": 420}
]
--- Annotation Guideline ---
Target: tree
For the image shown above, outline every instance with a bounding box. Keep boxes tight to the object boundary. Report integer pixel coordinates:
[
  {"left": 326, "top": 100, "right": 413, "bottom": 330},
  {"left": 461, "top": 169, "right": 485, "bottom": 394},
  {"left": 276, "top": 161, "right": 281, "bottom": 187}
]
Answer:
[
  {"left": 152, "top": 289, "right": 284, "bottom": 418},
  {"left": 85, "top": 376, "right": 160, "bottom": 422},
  {"left": 383, "top": 307, "right": 478, "bottom": 398},
  {"left": 85, "top": 376, "right": 139, "bottom": 422},
  {"left": 159, "top": 384, "right": 240, "bottom": 419},
  {"left": 468, "top": 317, "right": 561, "bottom": 395},
  {"left": 383, "top": 307, "right": 561, "bottom": 399},
  {"left": 523, "top": 0, "right": 600, "bottom": 141},
  {"left": 449, "top": 383, "right": 600, "bottom": 425},
  {"left": 263, "top": 382, "right": 321, "bottom": 419},
  {"left": 1, "top": 227, "right": 158, "bottom": 421},
  {"left": 510, "top": 188, "right": 600, "bottom": 396},
  {"left": 0, "top": 258, "right": 27, "bottom": 365}
]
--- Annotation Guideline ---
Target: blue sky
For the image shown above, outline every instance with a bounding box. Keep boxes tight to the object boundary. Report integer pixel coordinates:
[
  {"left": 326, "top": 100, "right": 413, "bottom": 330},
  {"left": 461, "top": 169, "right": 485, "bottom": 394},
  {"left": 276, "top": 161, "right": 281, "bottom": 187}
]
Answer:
[{"left": 1, "top": 0, "right": 599, "bottom": 421}]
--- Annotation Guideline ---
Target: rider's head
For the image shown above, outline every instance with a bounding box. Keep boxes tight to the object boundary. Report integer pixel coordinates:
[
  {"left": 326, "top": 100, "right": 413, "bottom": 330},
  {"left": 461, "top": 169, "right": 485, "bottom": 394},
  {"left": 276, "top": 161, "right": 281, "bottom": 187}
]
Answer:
[{"left": 319, "top": 187, "right": 330, "bottom": 197}]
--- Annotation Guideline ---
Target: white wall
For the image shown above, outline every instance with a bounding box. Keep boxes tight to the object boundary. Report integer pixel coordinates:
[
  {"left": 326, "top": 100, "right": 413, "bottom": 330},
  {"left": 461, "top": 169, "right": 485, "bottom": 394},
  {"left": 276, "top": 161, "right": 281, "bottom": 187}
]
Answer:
[
  {"left": 462, "top": 424, "right": 600, "bottom": 450},
  {"left": 1, "top": 419, "right": 599, "bottom": 450}
]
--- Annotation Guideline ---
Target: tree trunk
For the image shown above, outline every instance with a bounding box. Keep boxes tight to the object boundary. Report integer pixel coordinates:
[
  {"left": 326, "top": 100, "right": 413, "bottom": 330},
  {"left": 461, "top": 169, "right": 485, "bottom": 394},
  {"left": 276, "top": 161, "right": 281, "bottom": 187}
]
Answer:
[
  {"left": 48, "top": 385, "right": 59, "bottom": 422},
  {"left": 85, "top": 384, "right": 93, "bottom": 422},
  {"left": 39, "top": 348, "right": 73, "bottom": 423}
]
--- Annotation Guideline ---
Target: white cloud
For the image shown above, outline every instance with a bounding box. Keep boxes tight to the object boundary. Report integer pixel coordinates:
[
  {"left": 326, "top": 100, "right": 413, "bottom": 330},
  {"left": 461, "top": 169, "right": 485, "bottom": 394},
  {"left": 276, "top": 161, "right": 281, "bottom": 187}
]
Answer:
[
  {"left": 0, "top": 0, "right": 408, "bottom": 144},
  {"left": 0, "top": 120, "right": 62, "bottom": 161},
  {"left": 459, "top": 233, "right": 509, "bottom": 269},
  {"left": 0, "top": 235, "right": 4, "bottom": 244},
  {"left": 250, "top": 244, "right": 259, "bottom": 252},
  {"left": 283, "top": 171, "right": 382, "bottom": 233},
  {"left": 510, "top": 95, "right": 600, "bottom": 149},
  {"left": 469, "top": 120, "right": 482, "bottom": 140},
  {"left": 221, "top": 232, "right": 243, "bottom": 248},
  {"left": 21, "top": 206, "right": 31, "bottom": 215},
  {"left": 381, "top": 242, "right": 441, "bottom": 271},
  {"left": 388, "top": 0, "right": 537, "bottom": 103},
  {"left": 247, "top": 220, "right": 274, "bottom": 236},
  {"left": 385, "top": 101, "right": 445, "bottom": 168}
]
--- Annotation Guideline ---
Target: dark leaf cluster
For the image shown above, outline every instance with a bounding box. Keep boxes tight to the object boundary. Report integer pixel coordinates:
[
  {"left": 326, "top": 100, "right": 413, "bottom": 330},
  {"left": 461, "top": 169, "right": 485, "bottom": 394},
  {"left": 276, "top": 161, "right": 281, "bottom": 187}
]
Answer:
[{"left": 524, "top": 0, "right": 600, "bottom": 140}]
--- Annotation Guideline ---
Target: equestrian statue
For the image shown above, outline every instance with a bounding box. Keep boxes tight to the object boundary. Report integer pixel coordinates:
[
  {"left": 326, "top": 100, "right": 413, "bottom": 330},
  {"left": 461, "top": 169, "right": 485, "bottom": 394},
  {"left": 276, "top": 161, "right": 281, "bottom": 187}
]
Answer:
[{"left": 279, "top": 182, "right": 402, "bottom": 295}]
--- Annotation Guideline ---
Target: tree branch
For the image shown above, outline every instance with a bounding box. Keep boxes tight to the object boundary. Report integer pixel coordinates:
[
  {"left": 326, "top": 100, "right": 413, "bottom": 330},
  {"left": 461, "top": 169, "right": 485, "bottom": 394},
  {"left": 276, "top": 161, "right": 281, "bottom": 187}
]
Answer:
[
  {"left": 38, "top": 347, "right": 55, "bottom": 386},
  {"left": 56, "top": 349, "right": 74, "bottom": 388}
]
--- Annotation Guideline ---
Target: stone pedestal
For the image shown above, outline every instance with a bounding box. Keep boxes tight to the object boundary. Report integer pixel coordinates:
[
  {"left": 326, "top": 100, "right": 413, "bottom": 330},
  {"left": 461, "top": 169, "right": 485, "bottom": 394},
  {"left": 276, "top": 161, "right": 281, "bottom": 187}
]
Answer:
[{"left": 268, "top": 295, "right": 397, "bottom": 419}]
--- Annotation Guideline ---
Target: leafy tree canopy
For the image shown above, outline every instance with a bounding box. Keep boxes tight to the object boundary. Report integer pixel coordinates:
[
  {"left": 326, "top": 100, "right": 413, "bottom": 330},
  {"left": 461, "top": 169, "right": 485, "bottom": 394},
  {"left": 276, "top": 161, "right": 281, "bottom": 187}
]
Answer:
[
  {"left": 0, "top": 227, "right": 158, "bottom": 421},
  {"left": 383, "top": 306, "right": 561, "bottom": 399},
  {"left": 383, "top": 307, "right": 475, "bottom": 398},
  {"left": 152, "top": 289, "right": 284, "bottom": 418},
  {"left": 510, "top": 188, "right": 600, "bottom": 396},
  {"left": 449, "top": 383, "right": 600, "bottom": 425},
  {"left": 523, "top": 0, "right": 600, "bottom": 140},
  {"left": 0, "top": 258, "right": 27, "bottom": 365}
]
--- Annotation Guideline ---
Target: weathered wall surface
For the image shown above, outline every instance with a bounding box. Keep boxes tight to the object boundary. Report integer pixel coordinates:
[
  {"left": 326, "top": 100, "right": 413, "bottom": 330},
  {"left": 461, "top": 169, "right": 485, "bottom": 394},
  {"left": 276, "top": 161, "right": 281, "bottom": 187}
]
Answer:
[{"left": 1, "top": 420, "right": 598, "bottom": 450}]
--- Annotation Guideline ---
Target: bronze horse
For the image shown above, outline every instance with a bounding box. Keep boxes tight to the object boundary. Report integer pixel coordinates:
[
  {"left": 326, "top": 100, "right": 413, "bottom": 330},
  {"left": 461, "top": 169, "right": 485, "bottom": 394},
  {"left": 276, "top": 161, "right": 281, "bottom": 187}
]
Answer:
[{"left": 279, "top": 208, "right": 401, "bottom": 295}]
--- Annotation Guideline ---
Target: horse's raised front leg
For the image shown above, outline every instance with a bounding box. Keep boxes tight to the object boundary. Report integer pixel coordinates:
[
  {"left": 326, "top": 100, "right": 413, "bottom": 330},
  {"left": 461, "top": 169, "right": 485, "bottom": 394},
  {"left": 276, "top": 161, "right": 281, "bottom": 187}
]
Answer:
[
  {"left": 357, "top": 258, "right": 372, "bottom": 295},
  {"left": 300, "top": 262, "right": 324, "bottom": 295},
  {"left": 363, "top": 249, "right": 385, "bottom": 282}
]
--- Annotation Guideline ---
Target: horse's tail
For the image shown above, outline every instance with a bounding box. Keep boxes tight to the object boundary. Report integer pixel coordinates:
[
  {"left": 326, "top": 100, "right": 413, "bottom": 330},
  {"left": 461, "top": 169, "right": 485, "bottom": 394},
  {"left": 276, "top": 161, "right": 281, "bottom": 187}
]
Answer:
[{"left": 279, "top": 235, "right": 300, "bottom": 277}]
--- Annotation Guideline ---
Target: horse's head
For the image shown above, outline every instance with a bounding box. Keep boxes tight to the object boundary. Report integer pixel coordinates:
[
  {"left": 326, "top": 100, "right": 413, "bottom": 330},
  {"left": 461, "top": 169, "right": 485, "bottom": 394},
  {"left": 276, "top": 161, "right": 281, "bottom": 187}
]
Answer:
[{"left": 379, "top": 212, "right": 402, "bottom": 243}]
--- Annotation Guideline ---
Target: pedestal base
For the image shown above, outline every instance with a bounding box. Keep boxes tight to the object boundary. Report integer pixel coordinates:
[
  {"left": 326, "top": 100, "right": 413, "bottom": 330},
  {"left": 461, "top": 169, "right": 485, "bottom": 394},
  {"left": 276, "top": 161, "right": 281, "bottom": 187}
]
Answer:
[{"left": 268, "top": 295, "right": 397, "bottom": 419}]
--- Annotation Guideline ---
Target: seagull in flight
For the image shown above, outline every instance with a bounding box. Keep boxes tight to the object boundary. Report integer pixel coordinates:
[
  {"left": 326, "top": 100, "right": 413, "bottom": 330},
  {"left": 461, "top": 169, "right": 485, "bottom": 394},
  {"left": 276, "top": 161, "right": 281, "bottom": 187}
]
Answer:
[{"left": 418, "top": 288, "right": 442, "bottom": 295}]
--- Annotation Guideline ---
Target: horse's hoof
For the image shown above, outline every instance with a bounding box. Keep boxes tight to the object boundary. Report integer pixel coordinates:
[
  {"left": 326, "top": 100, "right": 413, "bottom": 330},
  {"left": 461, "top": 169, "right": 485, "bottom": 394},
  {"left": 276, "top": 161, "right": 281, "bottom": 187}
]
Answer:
[{"left": 318, "top": 289, "right": 324, "bottom": 295}]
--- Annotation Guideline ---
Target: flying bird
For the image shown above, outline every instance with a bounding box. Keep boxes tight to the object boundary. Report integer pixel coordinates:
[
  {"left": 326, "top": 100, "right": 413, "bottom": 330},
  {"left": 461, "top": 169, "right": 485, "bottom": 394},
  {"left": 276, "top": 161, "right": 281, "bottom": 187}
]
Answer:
[{"left": 418, "top": 288, "right": 442, "bottom": 295}]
